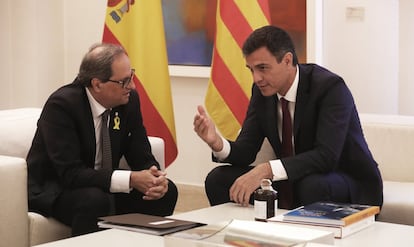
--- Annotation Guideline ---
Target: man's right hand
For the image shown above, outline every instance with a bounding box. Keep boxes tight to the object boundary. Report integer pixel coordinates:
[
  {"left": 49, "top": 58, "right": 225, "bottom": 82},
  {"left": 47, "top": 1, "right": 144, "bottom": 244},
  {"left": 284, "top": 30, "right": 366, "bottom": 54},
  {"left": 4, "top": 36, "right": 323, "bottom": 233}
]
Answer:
[
  {"left": 193, "top": 105, "right": 223, "bottom": 152},
  {"left": 130, "top": 166, "right": 168, "bottom": 200}
]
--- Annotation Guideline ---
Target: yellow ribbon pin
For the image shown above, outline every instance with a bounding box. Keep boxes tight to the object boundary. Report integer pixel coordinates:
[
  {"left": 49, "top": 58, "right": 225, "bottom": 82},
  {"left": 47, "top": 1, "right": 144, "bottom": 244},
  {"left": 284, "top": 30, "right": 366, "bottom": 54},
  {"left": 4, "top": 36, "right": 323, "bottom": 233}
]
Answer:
[{"left": 113, "top": 112, "right": 120, "bottom": 130}]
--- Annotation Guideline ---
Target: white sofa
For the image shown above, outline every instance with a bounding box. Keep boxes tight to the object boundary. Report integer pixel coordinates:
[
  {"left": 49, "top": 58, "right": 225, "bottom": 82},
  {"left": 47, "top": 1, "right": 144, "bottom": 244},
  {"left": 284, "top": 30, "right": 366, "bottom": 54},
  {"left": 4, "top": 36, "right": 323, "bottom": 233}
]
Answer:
[
  {"left": 254, "top": 113, "right": 414, "bottom": 226},
  {"left": 0, "top": 108, "right": 165, "bottom": 247},
  {"left": 359, "top": 114, "right": 414, "bottom": 225}
]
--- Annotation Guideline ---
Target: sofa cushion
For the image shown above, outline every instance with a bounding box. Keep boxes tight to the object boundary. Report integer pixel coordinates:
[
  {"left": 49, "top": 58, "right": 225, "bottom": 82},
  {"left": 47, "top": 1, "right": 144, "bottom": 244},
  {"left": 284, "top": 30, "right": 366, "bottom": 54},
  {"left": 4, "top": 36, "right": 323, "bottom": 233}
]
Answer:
[
  {"left": 360, "top": 114, "right": 414, "bottom": 182},
  {"left": 28, "top": 212, "right": 71, "bottom": 246},
  {"left": 0, "top": 108, "right": 41, "bottom": 158}
]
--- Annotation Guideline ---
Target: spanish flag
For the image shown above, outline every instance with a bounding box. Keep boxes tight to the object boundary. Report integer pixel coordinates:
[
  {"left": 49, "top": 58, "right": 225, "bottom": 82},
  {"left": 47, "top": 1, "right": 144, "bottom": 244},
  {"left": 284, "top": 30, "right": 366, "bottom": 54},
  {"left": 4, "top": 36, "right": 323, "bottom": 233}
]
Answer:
[
  {"left": 205, "top": 0, "right": 270, "bottom": 141},
  {"left": 103, "top": 0, "right": 177, "bottom": 167}
]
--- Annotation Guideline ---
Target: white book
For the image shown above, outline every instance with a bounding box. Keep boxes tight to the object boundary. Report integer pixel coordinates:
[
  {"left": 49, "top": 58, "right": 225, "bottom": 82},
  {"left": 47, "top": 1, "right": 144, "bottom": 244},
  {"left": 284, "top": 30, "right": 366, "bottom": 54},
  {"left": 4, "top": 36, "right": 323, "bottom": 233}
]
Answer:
[
  {"left": 268, "top": 214, "right": 375, "bottom": 239},
  {"left": 164, "top": 219, "right": 334, "bottom": 247}
]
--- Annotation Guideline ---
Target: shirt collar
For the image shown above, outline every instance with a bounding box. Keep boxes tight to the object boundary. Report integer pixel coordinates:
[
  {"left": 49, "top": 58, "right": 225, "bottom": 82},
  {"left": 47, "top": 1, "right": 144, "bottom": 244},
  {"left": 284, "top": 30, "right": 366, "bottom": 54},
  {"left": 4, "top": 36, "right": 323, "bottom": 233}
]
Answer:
[
  {"left": 277, "top": 65, "right": 299, "bottom": 103},
  {"left": 85, "top": 87, "right": 107, "bottom": 118}
]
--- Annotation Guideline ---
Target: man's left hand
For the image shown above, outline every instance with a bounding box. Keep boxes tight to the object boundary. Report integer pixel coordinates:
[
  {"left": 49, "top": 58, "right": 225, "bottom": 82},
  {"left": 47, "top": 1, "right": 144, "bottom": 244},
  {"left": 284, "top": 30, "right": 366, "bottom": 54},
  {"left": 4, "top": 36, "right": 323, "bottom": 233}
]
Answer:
[{"left": 229, "top": 163, "right": 273, "bottom": 206}]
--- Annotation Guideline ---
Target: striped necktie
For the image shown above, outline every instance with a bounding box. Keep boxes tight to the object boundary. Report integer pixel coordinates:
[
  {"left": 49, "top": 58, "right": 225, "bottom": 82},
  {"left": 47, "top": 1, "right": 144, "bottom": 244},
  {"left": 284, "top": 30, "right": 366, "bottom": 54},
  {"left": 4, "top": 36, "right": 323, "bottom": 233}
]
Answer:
[{"left": 101, "top": 110, "right": 112, "bottom": 170}]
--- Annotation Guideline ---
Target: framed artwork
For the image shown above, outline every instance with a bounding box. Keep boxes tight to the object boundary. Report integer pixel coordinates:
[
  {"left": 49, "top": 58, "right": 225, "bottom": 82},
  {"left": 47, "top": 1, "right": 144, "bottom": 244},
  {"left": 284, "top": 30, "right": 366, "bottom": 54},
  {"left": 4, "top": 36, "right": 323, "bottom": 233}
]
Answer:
[
  {"left": 162, "top": 0, "right": 316, "bottom": 76},
  {"left": 162, "top": 0, "right": 215, "bottom": 66}
]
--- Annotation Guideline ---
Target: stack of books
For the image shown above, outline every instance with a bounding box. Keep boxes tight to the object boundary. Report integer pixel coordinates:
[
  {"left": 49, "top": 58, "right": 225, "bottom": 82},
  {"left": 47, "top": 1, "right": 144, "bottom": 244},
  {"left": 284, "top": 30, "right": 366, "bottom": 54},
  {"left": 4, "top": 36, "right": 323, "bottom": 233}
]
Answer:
[{"left": 268, "top": 201, "right": 380, "bottom": 238}]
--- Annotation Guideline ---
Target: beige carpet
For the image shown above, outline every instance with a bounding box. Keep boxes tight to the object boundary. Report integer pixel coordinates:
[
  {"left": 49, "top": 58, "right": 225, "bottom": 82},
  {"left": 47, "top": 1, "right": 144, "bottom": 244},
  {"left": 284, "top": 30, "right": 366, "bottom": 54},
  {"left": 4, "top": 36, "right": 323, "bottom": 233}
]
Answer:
[{"left": 174, "top": 184, "right": 210, "bottom": 214}]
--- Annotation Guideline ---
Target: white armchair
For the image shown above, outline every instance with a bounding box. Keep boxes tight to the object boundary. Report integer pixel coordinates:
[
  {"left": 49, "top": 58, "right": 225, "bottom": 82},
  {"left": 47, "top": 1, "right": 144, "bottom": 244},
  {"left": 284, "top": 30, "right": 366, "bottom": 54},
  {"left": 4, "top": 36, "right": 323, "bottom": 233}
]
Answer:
[{"left": 0, "top": 108, "right": 165, "bottom": 247}]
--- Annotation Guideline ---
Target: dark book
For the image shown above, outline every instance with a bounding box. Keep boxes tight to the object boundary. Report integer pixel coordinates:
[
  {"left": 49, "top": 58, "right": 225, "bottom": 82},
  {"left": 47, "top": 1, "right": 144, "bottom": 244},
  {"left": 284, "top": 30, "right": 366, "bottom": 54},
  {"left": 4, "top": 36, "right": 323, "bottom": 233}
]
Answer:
[
  {"left": 98, "top": 213, "right": 205, "bottom": 236},
  {"left": 282, "top": 202, "right": 380, "bottom": 226}
]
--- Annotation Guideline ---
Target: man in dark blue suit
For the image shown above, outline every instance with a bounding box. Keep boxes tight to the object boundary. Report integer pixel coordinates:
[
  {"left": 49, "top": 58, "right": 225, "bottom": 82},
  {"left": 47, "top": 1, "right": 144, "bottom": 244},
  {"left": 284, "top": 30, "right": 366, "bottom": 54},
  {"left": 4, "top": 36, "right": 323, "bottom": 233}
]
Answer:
[
  {"left": 27, "top": 43, "right": 177, "bottom": 236},
  {"left": 193, "top": 25, "right": 383, "bottom": 209}
]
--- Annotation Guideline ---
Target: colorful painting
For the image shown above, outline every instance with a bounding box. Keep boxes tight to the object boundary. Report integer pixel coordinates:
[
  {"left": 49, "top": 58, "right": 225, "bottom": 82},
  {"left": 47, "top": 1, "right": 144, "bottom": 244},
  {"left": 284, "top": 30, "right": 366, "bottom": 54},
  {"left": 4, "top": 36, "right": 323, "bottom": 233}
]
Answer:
[{"left": 162, "top": 0, "right": 306, "bottom": 66}]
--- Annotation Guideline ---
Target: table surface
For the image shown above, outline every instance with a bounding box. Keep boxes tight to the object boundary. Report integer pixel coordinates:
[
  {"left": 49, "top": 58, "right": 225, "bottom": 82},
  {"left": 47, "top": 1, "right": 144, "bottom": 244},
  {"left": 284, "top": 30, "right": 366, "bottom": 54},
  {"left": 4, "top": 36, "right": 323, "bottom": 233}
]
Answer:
[{"left": 35, "top": 203, "right": 414, "bottom": 247}]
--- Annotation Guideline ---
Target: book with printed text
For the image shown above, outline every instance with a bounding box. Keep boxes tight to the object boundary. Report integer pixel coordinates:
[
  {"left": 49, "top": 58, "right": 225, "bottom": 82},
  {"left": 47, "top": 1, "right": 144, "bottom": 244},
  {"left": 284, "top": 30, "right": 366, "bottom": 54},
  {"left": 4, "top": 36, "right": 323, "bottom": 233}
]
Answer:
[{"left": 282, "top": 202, "right": 380, "bottom": 226}]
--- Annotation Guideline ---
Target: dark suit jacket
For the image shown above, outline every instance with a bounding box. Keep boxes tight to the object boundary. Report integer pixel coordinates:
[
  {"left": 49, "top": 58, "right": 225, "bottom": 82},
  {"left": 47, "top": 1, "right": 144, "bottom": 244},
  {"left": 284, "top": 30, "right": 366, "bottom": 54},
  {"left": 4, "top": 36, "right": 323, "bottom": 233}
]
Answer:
[
  {"left": 221, "top": 64, "right": 383, "bottom": 206},
  {"left": 27, "top": 79, "right": 158, "bottom": 216}
]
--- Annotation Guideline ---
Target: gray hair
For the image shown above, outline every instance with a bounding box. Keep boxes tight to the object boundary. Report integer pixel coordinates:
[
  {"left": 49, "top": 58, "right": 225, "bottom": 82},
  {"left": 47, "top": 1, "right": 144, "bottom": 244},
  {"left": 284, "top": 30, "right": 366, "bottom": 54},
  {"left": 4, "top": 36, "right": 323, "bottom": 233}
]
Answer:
[{"left": 77, "top": 43, "right": 126, "bottom": 86}]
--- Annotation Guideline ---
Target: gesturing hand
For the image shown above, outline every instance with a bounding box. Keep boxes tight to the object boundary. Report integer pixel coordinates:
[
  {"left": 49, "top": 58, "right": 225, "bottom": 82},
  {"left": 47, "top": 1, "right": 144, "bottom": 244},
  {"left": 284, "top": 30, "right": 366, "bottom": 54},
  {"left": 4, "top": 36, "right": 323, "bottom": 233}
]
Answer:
[{"left": 193, "top": 105, "right": 223, "bottom": 152}]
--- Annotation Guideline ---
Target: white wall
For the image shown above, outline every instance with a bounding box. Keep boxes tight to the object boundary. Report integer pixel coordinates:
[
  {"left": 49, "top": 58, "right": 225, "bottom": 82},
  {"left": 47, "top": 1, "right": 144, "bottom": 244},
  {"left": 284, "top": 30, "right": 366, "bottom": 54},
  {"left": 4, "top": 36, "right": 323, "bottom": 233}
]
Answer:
[
  {"left": 398, "top": 0, "right": 414, "bottom": 115},
  {"left": 167, "top": 76, "right": 213, "bottom": 185},
  {"left": 0, "top": 0, "right": 12, "bottom": 108},
  {"left": 322, "top": 0, "right": 399, "bottom": 114},
  {"left": 0, "top": 0, "right": 64, "bottom": 109},
  {"left": 1, "top": 0, "right": 413, "bottom": 186},
  {"left": 63, "top": 0, "right": 107, "bottom": 81}
]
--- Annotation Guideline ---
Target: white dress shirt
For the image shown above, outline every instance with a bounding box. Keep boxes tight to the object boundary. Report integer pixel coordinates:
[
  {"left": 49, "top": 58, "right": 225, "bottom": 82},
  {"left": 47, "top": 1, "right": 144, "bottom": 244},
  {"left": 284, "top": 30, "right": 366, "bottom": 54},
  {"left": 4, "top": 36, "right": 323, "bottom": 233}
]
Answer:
[
  {"left": 86, "top": 88, "right": 131, "bottom": 193},
  {"left": 213, "top": 66, "right": 299, "bottom": 181}
]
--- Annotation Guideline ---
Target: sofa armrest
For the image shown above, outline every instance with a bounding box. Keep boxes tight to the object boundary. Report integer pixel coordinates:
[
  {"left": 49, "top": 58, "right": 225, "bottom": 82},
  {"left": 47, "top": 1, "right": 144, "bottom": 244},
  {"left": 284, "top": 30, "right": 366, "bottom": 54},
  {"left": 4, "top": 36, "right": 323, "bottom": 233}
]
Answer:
[
  {"left": 0, "top": 108, "right": 41, "bottom": 159},
  {"left": 148, "top": 136, "right": 165, "bottom": 171},
  {"left": 0, "top": 155, "right": 29, "bottom": 247}
]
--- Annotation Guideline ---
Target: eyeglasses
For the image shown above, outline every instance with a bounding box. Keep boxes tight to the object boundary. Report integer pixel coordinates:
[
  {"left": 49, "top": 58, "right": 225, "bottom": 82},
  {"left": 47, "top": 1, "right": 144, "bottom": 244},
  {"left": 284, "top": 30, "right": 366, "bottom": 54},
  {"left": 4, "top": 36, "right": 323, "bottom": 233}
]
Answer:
[{"left": 106, "top": 69, "right": 135, "bottom": 88}]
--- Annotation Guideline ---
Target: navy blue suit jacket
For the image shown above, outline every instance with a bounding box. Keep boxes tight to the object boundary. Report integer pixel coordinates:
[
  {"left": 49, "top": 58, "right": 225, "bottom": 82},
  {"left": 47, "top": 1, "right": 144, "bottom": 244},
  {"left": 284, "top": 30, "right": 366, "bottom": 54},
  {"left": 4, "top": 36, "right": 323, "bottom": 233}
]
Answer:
[
  {"left": 27, "top": 79, "right": 158, "bottom": 215},
  {"left": 221, "top": 64, "right": 383, "bottom": 206}
]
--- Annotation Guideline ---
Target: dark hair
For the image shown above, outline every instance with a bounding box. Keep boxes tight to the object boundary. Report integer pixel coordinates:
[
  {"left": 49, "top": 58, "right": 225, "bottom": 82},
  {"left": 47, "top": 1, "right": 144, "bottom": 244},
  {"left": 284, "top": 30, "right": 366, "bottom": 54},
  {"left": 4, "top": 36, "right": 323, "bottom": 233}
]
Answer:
[
  {"left": 242, "top": 25, "right": 298, "bottom": 66},
  {"left": 76, "top": 43, "right": 126, "bottom": 87}
]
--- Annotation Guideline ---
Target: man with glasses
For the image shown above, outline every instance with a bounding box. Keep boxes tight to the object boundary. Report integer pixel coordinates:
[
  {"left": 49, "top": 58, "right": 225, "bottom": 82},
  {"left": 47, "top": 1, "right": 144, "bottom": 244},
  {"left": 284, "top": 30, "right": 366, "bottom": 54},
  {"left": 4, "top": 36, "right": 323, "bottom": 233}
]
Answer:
[{"left": 26, "top": 43, "right": 177, "bottom": 236}]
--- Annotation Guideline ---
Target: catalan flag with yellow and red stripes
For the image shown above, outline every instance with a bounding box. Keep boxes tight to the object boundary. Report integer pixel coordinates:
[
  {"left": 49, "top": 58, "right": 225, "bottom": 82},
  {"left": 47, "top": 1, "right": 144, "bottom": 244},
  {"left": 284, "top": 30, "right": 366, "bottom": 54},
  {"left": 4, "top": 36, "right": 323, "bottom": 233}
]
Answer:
[
  {"left": 102, "top": 0, "right": 177, "bottom": 167},
  {"left": 205, "top": 0, "right": 270, "bottom": 141}
]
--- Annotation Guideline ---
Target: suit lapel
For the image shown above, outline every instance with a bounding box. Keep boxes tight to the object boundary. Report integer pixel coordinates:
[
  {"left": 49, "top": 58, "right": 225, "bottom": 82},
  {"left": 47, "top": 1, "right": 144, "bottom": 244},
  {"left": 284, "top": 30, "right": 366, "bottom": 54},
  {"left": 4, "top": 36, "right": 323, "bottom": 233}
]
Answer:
[
  {"left": 294, "top": 65, "right": 310, "bottom": 136},
  {"left": 81, "top": 94, "right": 98, "bottom": 168},
  {"left": 263, "top": 95, "right": 283, "bottom": 157}
]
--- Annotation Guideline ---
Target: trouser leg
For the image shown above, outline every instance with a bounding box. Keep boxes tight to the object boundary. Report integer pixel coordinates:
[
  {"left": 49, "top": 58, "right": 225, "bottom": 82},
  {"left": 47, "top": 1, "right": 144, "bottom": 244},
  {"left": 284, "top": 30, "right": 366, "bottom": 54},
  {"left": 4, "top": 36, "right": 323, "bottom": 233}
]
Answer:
[
  {"left": 204, "top": 165, "right": 254, "bottom": 206},
  {"left": 52, "top": 187, "right": 112, "bottom": 236}
]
